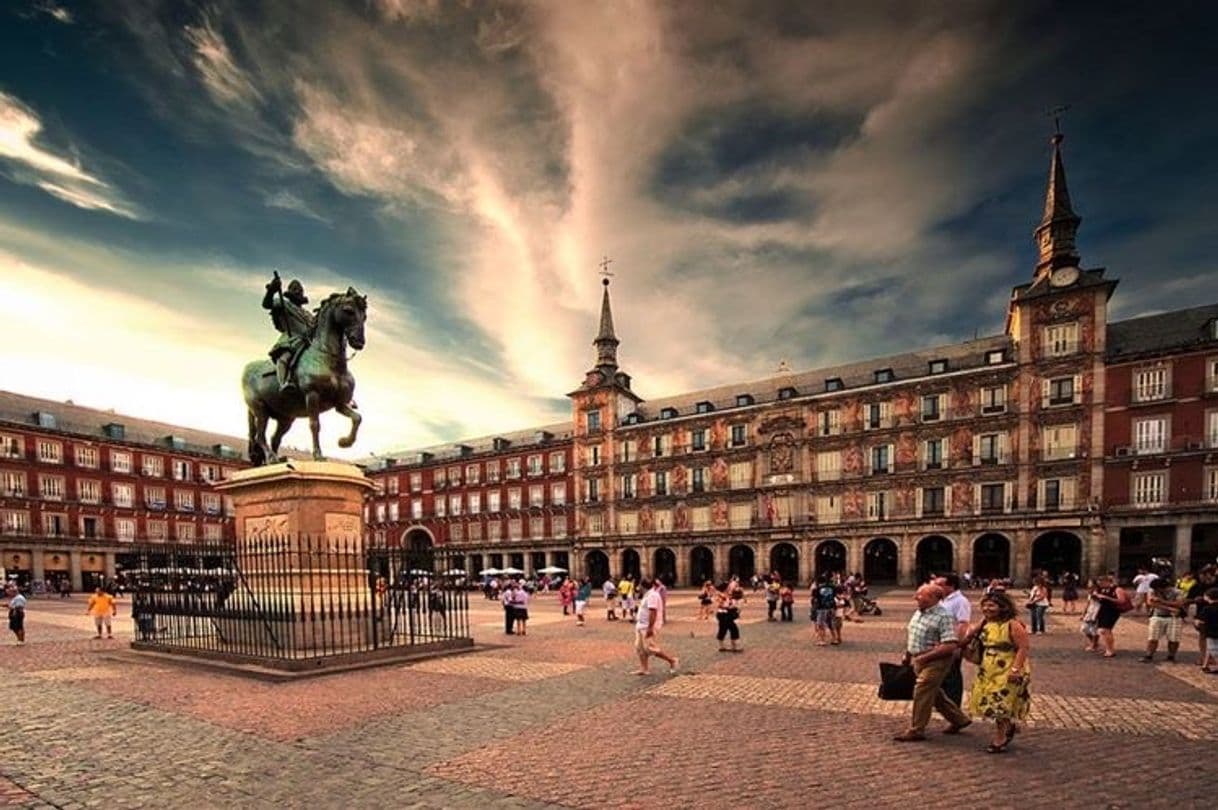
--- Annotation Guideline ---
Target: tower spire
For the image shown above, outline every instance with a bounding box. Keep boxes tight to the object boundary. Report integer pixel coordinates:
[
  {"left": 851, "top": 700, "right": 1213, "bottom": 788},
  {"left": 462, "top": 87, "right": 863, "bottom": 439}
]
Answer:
[
  {"left": 1033, "top": 116, "right": 1082, "bottom": 279},
  {"left": 594, "top": 276, "right": 619, "bottom": 370}
]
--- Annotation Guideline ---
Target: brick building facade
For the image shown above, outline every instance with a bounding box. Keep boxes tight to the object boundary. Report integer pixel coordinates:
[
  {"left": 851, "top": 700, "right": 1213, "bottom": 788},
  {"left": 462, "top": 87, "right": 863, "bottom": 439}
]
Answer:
[{"left": 0, "top": 393, "right": 244, "bottom": 590}]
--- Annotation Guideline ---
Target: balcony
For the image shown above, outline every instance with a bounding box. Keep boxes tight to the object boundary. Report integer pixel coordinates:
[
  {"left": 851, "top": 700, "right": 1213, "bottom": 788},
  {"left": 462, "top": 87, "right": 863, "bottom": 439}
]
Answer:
[{"left": 980, "top": 403, "right": 1007, "bottom": 415}]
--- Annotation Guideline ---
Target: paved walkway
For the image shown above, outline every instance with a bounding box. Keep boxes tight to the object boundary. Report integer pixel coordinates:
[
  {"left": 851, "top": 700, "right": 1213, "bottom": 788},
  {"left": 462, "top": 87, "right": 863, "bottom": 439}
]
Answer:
[{"left": 1, "top": 589, "right": 1215, "bottom": 808}]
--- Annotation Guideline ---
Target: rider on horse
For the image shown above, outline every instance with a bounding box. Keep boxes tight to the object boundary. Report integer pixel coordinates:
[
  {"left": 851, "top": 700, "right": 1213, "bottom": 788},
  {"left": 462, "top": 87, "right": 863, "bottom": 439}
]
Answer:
[{"left": 261, "top": 272, "right": 315, "bottom": 393}]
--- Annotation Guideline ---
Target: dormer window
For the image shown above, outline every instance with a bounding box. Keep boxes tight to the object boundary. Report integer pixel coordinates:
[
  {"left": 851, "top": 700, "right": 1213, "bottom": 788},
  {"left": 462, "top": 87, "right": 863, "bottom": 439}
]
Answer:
[
  {"left": 874, "top": 369, "right": 894, "bottom": 384},
  {"left": 695, "top": 401, "right": 714, "bottom": 414},
  {"left": 824, "top": 378, "right": 843, "bottom": 392},
  {"left": 1207, "top": 318, "right": 1218, "bottom": 340},
  {"left": 929, "top": 359, "right": 948, "bottom": 375},
  {"left": 735, "top": 394, "right": 754, "bottom": 407},
  {"left": 625, "top": 413, "right": 642, "bottom": 425},
  {"left": 986, "top": 350, "right": 1005, "bottom": 365},
  {"left": 35, "top": 412, "right": 56, "bottom": 429},
  {"left": 778, "top": 387, "right": 797, "bottom": 400},
  {"left": 660, "top": 407, "right": 678, "bottom": 420}
]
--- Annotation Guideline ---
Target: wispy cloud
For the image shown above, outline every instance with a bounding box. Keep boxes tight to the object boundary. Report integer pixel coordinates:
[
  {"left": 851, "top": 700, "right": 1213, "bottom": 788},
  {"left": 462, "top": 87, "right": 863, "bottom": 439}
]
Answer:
[
  {"left": 183, "top": 10, "right": 262, "bottom": 109},
  {"left": 261, "top": 189, "right": 331, "bottom": 224},
  {"left": 0, "top": 91, "right": 140, "bottom": 218}
]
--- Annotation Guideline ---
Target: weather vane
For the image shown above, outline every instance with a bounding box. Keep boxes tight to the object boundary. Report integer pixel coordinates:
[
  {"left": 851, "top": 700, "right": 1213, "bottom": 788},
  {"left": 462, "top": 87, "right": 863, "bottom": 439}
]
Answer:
[
  {"left": 598, "top": 254, "right": 614, "bottom": 285},
  {"left": 1047, "top": 104, "right": 1070, "bottom": 138}
]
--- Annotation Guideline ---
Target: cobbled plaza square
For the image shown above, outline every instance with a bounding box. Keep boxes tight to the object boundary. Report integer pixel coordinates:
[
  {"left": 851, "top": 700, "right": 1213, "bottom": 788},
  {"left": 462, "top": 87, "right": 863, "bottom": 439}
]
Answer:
[{"left": 3, "top": 587, "right": 1216, "bottom": 809}]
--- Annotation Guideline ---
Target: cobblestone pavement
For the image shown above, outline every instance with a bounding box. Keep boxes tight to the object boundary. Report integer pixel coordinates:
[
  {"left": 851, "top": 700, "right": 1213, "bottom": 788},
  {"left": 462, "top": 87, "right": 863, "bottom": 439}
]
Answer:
[{"left": 2, "top": 589, "right": 1216, "bottom": 808}]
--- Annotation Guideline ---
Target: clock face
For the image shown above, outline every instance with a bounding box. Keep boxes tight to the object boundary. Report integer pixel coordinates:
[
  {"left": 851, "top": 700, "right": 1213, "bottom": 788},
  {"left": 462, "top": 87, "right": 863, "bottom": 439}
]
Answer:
[{"left": 1050, "top": 266, "right": 1080, "bottom": 287}]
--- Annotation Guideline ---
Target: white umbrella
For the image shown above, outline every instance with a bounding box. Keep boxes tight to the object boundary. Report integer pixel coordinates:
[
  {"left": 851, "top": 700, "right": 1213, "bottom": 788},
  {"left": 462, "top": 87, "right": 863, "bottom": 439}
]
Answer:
[
  {"left": 409, "top": 568, "right": 432, "bottom": 576},
  {"left": 501, "top": 567, "right": 525, "bottom": 575},
  {"left": 478, "top": 568, "right": 501, "bottom": 576},
  {"left": 442, "top": 569, "right": 467, "bottom": 576},
  {"left": 538, "top": 566, "right": 567, "bottom": 574}
]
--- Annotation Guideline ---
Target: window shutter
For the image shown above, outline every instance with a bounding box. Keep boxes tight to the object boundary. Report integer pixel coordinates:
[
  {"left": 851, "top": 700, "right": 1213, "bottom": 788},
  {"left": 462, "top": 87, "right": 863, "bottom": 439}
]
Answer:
[
  {"left": 998, "top": 433, "right": 1009, "bottom": 463},
  {"left": 915, "top": 488, "right": 924, "bottom": 518},
  {"left": 972, "top": 434, "right": 980, "bottom": 466},
  {"left": 973, "top": 483, "right": 981, "bottom": 515},
  {"left": 944, "top": 487, "right": 952, "bottom": 517},
  {"left": 1037, "top": 479, "right": 1045, "bottom": 512},
  {"left": 887, "top": 443, "right": 895, "bottom": 472},
  {"left": 1062, "top": 478, "right": 1076, "bottom": 509},
  {"left": 1041, "top": 378, "right": 1050, "bottom": 408},
  {"left": 1003, "top": 482, "right": 1012, "bottom": 513},
  {"left": 1073, "top": 374, "right": 1083, "bottom": 404}
]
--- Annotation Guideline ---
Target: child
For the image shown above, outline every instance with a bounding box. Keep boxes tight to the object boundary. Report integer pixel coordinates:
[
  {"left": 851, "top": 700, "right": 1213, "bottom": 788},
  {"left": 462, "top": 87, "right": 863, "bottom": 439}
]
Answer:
[
  {"left": 1080, "top": 578, "right": 1101, "bottom": 652},
  {"left": 779, "top": 583, "right": 795, "bottom": 622},
  {"left": 1195, "top": 587, "right": 1218, "bottom": 673}
]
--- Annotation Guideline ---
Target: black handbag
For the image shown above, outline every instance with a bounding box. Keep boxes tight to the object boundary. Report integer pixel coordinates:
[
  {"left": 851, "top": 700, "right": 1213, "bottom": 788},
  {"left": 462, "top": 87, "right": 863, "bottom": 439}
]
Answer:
[{"left": 878, "top": 662, "right": 915, "bottom": 701}]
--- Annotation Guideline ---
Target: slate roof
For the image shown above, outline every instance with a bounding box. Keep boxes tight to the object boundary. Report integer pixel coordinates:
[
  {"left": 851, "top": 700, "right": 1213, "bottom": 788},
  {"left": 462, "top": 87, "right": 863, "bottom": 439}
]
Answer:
[
  {"left": 366, "top": 420, "right": 574, "bottom": 470},
  {"left": 633, "top": 333, "right": 1013, "bottom": 420},
  {"left": 0, "top": 390, "right": 248, "bottom": 460},
  {"left": 1106, "top": 303, "right": 1218, "bottom": 360}
]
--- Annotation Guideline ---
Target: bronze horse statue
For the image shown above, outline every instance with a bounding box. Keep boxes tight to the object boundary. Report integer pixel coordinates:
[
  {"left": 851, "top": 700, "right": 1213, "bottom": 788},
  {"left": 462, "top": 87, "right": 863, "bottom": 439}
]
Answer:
[{"left": 242, "top": 288, "right": 367, "bottom": 465}]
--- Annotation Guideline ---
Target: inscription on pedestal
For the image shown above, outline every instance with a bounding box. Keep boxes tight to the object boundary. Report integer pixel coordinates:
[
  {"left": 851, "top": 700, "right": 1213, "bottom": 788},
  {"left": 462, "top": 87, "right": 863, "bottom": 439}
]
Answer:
[
  {"left": 325, "top": 513, "right": 362, "bottom": 551},
  {"left": 244, "top": 514, "right": 289, "bottom": 544}
]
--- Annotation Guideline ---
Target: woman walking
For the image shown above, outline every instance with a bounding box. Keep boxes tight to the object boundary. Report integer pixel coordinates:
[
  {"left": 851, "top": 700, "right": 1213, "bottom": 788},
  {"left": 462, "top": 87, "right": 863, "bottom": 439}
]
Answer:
[
  {"left": 697, "top": 581, "right": 714, "bottom": 621},
  {"left": 1091, "top": 574, "right": 1127, "bottom": 658},
  {"left": 714, "top": 582, "right": 742, "bottom": 652},
  {"left": 963, "top": 591, "right": 1031, "bottom": 753},
  {"left": 1061, "top": 573, "right": 1080, "bottom": 615},
  {"left": 1026, "top": 577, "right": 1051, "bottom": 634}
]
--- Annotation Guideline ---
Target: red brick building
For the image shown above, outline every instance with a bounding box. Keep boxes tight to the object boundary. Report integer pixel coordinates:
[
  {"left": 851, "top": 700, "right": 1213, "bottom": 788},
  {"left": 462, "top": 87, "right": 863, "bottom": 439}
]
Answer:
[{"left": 0, "top": 392, "right": 244, "bottom": 590}]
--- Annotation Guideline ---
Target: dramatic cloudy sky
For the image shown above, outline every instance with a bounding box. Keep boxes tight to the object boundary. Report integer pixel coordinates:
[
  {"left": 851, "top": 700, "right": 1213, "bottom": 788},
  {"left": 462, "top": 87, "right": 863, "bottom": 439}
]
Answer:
[{"left": 1, "top": 1, "right": 1215, "bottom": 457}]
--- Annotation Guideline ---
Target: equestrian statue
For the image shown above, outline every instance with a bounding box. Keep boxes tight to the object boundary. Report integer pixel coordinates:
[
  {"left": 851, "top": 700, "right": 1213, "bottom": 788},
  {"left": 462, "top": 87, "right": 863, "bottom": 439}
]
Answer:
[{"left": 242, "top": 271, "right": 367, "bottom": 465}]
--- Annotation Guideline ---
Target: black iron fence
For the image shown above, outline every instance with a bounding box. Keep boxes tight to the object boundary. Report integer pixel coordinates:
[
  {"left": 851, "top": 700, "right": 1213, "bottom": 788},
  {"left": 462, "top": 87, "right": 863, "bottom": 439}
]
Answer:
[{"left": 125, "top": 538, "right": 471, "bottom": 665}]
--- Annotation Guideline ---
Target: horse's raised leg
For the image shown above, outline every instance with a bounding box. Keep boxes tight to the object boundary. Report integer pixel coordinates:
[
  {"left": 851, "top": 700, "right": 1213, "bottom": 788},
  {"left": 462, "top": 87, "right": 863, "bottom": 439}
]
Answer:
[
  {"left": 305, "top": 391, "right": 323, "bottom": 460},
  {"left": 335, "top": 403, "right": 361, "bottom": 449},
  {"left": 270, "top": 417, "right": 296, "bottom": 457}
]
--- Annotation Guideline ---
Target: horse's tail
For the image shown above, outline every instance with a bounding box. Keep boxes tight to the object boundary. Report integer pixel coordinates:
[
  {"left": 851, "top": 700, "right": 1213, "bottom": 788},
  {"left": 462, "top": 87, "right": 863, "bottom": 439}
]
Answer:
[{"left": 247, "top": 407, "right": 265, "bottom": 467}]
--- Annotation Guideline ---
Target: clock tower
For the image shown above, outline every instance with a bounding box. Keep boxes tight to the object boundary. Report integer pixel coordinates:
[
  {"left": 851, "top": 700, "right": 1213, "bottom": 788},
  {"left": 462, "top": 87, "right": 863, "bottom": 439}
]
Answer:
[{"left": 1032, "top": 130, "right": 1082, "bottom": 284}]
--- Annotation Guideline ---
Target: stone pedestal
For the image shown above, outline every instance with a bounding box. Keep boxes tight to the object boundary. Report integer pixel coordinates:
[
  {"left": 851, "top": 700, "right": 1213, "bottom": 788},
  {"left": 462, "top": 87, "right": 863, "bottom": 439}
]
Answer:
[{"left": 215, "top": 461, "right": 379, "bottom": 654}]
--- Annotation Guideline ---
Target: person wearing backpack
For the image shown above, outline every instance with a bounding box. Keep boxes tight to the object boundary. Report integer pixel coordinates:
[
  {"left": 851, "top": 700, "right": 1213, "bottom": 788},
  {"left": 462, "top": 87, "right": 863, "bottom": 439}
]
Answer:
[
  {"left": 811, "top": 576, "right": 836, "bottom": 646},
  {"left": 1090, "top": 573, "right": 1129, "bottom": 658}
]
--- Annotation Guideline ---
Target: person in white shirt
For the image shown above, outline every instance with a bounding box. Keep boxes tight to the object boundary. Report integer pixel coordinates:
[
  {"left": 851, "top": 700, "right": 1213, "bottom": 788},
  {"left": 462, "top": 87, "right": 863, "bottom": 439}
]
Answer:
[
  {"left": 935, "top": 573, "right": 972, "bottom": 707},
  {"left": 632, "top": 577, "right": 678, "bottom": 676},
  {"left": 1132, "top": 568, "right": 1158, "bottom": 613}
]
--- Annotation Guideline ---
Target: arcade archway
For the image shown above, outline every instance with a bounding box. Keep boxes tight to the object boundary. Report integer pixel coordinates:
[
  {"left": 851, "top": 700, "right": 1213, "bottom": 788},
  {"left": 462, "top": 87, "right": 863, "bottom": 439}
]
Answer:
[
  {"left": 653, "top": 547, "right": 677, "bottom": 586},
  {"left": 584, "top": 550, "right": 610, "bottom": 586},
  {"left": 1031, "top": 531, "right": 1082, "bottom": 581},
  {"left": 814, "top": 540, "right": 847, "bottom": 578},
  {"left": 728, "top": 544, "right": 756, "bottom": 580},
  {"left": 864, "top": 537, "right": 899, "bottom": 583},
  {"left": 621, "top": 548, "right": 641, "bottom": 580},
  {"left": 769, "top": 542, "right": 799, "bottom": 584},
  {"left": 916, "top": 535, "right": 954, "bottom": 583},
  {"left": 690, "top": 546, "right": 715, "bottom": 586},
  {"left": 972, "top": 533, "right": 1010, "bottom": 581}
]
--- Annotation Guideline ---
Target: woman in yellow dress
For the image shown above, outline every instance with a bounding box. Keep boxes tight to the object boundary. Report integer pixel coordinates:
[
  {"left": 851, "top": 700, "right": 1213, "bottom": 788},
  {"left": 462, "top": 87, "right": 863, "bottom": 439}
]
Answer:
[{"left": 963, "top": 590, "right": 1031, "bottom": 753}]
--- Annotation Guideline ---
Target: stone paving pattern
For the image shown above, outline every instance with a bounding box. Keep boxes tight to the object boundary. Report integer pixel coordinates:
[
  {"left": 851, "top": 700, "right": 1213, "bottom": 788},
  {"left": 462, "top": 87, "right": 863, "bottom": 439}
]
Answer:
[{"left": 2, "top": 589, "right": 1216, "bottom": 808}]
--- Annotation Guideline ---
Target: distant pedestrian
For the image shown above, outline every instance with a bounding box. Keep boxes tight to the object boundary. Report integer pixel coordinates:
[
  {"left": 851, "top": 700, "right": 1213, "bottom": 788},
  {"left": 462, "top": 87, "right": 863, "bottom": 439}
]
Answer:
[
  {"left": 1090, "top": 574, "right": 1129, "bottom": 658},
  {"left": 765, "top": 580, "right": 780, "bottom": 621},
  {"left": 1132, "top": 568, "right": 1158, "bottom": 613},
  {"left": 1142, "top": 577, "right": 1185, "bottom": 663},
  {"left": 86, "top": 587, "right": 118, "bottom": 639},
  {"left": 1026, "top": 577, "right": 1051, "bottom": 635},
  {"left": 58, "top": 578, "right": 70, "bottom": 599},
  {"left": 892, "top": 584, "right": 971, "bottom": 742},
  {"left": 1080, "top": 579, "right": 1101, "bottom": 652},
  {"left": 1061, "top": 573, "right": 1080, "bottom": 614},
  {"left": 603, "top": 578, "right": 619, "bottom": 621},
  {"left": 714, "top": 582, "right": 742, "bottom": 653},
  {"left": 575, "top": 577, "right": 592, "bottom": 627},
  {"left": 779, "top": 582, "right": 795, "bottom": 622},
  {"left": 697, "top": 581, "right": 714, "bottom": 621},
  {"left": 559, "top": 578, "right": 574, "bottom": 616},
  {"left": 1195, "top": 587, "right": 1218, "bottom": 673},
  {"left": 502, "top": 581, "right": 517, "bottom": 635},
  {"left": 512, "top": 583, "right": 530, "bottom": 636},
  {"left": 811, "top": 576, "right": 835, "bottom": 646},
  {"left": 5, "top": 584, "right": 26, "bottom": 644},
  {"left": 632, "top": 577, "right": 678, "bottom": 676}
]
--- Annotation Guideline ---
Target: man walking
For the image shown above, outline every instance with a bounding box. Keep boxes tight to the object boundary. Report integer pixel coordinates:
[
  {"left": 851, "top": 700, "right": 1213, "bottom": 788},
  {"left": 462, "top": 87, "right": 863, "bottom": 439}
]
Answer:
[
  {"left": 501, "top": 580, "right": 517, "bottom": 635},
  {"left": 86, "top": 586, "right": 118, "bottom": 639},
  {"left": 632, "top": 577, "right": 678, "bottom": 676},
  {"left": 1142, "top": 577, "right": 1185, "bottom": 663},
  {"left": 5, "top": 583, "right": 26, "bottom": 644},
  {"left": 935, "top": 573, "right": 972, "bottom": 706},
  {"left": 894, "top": 584, "right": 972, "bottom": 742}
]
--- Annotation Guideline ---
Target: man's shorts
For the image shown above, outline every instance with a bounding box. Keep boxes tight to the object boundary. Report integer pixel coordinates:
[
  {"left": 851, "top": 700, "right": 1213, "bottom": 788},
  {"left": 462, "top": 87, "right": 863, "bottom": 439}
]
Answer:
[
  {"left": 1147, "top": 615, "right": 1181, "bottom": 643},
  {"left": 814, "top": 608, "right": 833, "bottom": 628},
  {"left": 93, "top": 615, "right": 112, "bottom": 629},
  {"left": 574, "top": 600, "right": 587, "bottom": 615},
  {"left": 634, "top": 629, "right": 660, "bottom": 656},
  {"left": 1207, "top": 637, "right": 1218, "bottom": 657}
]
